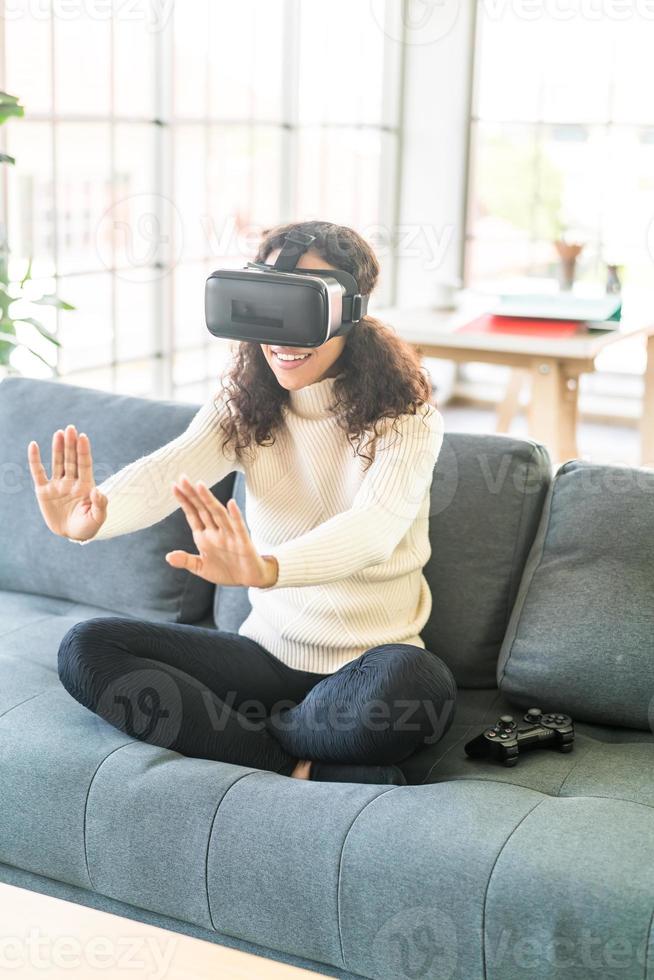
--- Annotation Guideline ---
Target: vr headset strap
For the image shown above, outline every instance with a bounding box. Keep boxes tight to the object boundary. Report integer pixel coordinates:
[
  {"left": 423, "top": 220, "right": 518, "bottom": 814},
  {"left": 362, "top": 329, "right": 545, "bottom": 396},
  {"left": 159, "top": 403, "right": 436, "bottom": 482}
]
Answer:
[
  {"left": 259, "top": 233, "right": 370, "bottom": 323},
  {"left": 342, "top": 292, "right": 369, "bottom": 322},
  {"left": 273, "top": 231, "right": 317, "bottom": 272}
]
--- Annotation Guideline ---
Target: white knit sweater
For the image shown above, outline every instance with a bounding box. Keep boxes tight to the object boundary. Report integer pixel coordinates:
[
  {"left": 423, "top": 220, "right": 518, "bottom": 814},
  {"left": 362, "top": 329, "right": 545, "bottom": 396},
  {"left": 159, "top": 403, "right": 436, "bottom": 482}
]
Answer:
[{"left": 74, "top": 375, "right": 445, "bottom": 674}]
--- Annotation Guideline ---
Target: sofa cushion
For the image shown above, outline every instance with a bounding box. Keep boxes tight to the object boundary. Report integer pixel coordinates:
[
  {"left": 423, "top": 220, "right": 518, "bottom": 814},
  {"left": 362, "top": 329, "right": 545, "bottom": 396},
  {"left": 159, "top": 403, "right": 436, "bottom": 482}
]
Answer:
[
  {"left": 421, "top": 433, "right": 551, "bottom": 687},
  {"left": 215, "top": 437, "right": 552, "bottom": 690},
  {"left": 0, "top": 589, "right": 160, "bottom": 705},
  {"left": 0, "top": 377, "right": 233, "bottom": 623},
  {"left": 497, "top": 459, "right": 654, "bottom": 730}
]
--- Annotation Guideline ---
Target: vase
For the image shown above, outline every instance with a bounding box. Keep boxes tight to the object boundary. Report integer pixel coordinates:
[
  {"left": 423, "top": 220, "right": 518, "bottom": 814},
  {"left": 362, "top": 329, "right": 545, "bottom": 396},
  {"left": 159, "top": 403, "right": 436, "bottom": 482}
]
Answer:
[{"left": 554, "top": 239, "right": 584, "bottom": 291}]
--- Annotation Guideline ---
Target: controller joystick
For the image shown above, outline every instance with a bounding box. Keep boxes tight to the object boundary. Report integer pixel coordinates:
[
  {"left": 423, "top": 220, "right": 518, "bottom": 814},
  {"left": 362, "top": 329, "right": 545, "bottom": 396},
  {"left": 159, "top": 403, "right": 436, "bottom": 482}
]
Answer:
[{"left": 464, "top": 707, "right": 574, "bottom": 767}]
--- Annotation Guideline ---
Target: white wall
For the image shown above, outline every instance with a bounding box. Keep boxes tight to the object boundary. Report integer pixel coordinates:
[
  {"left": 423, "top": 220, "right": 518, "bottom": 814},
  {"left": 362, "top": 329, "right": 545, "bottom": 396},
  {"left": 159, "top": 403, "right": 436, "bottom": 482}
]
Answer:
[{"left": 394, "top": 1, "right": 477, "bottom": 309}]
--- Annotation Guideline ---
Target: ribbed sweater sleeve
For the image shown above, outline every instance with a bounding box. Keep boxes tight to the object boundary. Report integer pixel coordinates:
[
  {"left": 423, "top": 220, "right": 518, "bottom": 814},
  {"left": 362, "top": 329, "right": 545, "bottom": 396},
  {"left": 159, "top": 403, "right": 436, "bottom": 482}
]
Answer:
[
  {"left": 71, "top": 388, "right": 240, "bottom": 544},
  {"left": 265, "top": 403, "right": 444, "bottom": 589}
]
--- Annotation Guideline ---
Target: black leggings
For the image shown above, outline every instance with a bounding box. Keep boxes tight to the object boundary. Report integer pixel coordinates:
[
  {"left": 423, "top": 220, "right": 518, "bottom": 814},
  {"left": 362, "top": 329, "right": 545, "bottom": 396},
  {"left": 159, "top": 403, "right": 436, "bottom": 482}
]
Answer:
[{"left": 57, "top": 617, "right": 457, "bottom": 776}]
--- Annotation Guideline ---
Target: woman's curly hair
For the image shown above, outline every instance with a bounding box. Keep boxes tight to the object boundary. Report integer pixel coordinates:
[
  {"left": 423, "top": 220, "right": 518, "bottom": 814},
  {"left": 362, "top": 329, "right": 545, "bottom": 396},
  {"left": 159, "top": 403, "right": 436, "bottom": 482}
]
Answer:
[{"left": 216, "top": 219, "right": 435, "bottom": 470}]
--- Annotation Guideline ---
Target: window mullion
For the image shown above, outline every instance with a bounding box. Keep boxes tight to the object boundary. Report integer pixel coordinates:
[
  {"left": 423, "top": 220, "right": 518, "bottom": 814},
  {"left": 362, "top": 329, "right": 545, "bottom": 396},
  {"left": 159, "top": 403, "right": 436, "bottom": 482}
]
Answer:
[
  {"left": 154, "top": 7, "right": 175, "bottom": 400},
  {"left": 281, "top": 0, "right": 300, "bottom": 220}
]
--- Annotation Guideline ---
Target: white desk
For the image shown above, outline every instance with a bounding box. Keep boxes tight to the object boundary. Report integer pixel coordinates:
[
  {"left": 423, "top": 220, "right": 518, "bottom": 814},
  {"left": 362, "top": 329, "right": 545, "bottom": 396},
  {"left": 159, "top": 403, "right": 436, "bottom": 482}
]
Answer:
[{"left": 376, "top": 290, "right": 654, "bottom": 466}]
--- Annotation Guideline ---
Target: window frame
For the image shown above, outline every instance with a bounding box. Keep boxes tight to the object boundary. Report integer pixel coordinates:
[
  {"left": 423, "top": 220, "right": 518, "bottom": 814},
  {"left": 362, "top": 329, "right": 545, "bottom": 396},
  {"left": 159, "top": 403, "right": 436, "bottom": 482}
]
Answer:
[{"left": 0, "top": 0, "right": 404, "bottom": 400}]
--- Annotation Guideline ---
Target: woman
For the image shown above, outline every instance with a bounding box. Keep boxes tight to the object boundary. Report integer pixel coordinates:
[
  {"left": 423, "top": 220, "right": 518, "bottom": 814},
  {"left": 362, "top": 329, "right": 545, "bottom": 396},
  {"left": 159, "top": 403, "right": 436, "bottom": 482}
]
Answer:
[{"left": 28, "top": 220, "right": 457, "bottom": 785}]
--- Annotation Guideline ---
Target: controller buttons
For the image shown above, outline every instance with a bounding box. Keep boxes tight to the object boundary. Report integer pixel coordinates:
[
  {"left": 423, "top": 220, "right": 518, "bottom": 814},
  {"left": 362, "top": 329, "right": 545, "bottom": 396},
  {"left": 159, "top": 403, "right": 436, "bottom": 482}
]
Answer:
[
  {"left": 487, "top": 730, "right": 496, "bottom": 737},
  {"left": 499, "top": 733, "right": 509, "bottom": 739},
  {"left": 524, "top": 707, "right": 542, "bottom": 723},
  {"left": 554, "top": 715, "right": 565, "bottom": 723}
]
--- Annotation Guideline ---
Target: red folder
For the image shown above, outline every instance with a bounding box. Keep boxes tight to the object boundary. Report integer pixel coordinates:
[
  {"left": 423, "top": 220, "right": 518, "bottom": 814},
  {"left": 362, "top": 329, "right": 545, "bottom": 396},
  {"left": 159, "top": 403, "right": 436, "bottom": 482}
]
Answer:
[{"left": 456, "top": 313, "right": 581, "bottom": 339}]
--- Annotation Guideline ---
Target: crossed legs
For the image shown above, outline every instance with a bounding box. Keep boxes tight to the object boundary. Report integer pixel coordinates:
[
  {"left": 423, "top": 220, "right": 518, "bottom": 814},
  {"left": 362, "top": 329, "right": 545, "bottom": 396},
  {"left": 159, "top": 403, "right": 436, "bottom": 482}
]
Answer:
[{"left": 57, "top": 617, "right": 457, "bottom": 778}]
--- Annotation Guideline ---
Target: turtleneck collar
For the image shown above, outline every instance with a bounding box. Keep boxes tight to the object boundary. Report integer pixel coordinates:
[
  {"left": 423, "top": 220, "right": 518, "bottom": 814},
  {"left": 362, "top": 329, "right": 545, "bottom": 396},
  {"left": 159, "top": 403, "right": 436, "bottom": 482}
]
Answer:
[{"left": 287, "top": 373, "right": 344, "bottom": 420}]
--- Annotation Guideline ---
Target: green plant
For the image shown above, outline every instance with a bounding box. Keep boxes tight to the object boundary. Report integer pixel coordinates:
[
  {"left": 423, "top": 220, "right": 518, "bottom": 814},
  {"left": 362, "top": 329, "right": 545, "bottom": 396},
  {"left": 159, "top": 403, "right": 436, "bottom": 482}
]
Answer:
[
  {"left": 0, "top": 91, "right": 73, "bottom": 376},
  {"left": 477, "top": 133, "right": 564, "bottom": 241}
]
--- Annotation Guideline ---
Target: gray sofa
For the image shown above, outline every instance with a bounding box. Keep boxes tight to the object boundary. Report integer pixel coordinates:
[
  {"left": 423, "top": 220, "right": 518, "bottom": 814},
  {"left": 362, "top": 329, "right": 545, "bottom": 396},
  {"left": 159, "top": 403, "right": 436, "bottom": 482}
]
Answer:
[{"left": 1, "top": 375, "right": 653, "bottom": 980}]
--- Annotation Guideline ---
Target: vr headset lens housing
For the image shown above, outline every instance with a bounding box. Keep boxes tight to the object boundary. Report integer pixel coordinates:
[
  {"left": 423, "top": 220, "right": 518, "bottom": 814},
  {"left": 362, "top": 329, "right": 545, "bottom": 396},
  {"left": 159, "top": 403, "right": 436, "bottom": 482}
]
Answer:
[{"left": 204, "top": 231, "right": 369, "bottom": 348}]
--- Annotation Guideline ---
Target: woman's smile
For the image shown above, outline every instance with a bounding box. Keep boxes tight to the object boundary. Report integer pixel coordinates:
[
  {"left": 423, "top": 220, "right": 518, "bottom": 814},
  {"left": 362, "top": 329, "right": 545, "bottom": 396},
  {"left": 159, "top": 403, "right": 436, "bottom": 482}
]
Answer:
[{"left": 270, "top": 347, "right": 314, "bottom": 371}]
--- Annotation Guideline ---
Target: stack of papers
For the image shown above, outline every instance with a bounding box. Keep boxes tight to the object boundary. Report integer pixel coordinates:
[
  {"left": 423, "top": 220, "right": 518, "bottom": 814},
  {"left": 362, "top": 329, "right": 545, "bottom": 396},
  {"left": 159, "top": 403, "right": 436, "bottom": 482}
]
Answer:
[{"left": 488, "top": 293, "right": 622, "bottom": 323}]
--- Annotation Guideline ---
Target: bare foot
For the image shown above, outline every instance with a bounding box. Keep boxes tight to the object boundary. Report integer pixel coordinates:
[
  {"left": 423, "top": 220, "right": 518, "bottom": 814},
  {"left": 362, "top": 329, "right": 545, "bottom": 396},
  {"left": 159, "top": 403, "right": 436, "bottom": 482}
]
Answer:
[{"left": 291, "top": 759, "right": 312, "bottom": 779}]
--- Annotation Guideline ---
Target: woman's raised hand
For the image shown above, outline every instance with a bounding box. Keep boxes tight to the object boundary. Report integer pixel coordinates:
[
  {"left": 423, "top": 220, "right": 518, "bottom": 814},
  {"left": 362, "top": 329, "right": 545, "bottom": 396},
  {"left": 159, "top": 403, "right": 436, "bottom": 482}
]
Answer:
[
  {"left": 27, "top": 424, "right": 108, "bottom": 542},
  {"left": 166, "top": 475, "right": 279, "bottom": 588}
]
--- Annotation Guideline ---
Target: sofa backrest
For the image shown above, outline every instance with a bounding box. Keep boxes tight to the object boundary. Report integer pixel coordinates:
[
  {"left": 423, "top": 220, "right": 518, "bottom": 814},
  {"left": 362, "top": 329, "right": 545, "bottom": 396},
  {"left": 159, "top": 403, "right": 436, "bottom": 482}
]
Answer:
[
  {"left": 0, "top": 377, "right": 235, "bottom": 623},
  {"left": 214, "top": 432, "right": 552, "bottom": 688}
]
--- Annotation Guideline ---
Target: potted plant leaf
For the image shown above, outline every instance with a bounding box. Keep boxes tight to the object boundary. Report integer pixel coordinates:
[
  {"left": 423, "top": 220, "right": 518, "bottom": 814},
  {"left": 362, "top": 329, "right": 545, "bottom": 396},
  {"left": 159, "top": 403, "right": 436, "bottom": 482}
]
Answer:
[{"left": 0, "top": 91, "right": 73, "bottom": 379}]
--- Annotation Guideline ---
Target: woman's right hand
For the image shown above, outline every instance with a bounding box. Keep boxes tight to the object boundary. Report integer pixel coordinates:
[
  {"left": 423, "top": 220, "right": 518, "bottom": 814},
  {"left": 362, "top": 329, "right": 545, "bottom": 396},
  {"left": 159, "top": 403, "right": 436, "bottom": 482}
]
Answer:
[{"left": 27, "top": 424, "right": 108, "bottom": 542}]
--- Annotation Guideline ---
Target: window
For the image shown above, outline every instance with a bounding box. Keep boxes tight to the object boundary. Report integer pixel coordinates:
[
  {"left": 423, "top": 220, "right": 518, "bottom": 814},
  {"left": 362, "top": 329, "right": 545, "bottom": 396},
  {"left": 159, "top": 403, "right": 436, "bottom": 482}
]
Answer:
[
  {"left": 3, "top": 0, "right": 402, "bottom": 401},
  {"left": 464, "top": 3, "right": 654, "bottom": 394},
  {"left": 467, "top": 6, "right": 654, "bottom": 291}
]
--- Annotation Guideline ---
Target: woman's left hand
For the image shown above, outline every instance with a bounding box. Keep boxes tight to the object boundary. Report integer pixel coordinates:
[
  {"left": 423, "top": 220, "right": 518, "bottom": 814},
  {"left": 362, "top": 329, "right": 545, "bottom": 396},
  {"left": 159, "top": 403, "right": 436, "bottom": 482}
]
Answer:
[{"left": 165, "top": 474, "right": 278, "bottom": 588}]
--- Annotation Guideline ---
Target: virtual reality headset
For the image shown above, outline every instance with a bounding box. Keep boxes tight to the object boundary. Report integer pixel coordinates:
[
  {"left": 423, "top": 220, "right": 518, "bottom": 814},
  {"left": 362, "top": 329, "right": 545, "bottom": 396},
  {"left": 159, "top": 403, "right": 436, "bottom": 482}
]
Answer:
[{"left": 205, "top": 230, "right": 369, "bottom": 347}]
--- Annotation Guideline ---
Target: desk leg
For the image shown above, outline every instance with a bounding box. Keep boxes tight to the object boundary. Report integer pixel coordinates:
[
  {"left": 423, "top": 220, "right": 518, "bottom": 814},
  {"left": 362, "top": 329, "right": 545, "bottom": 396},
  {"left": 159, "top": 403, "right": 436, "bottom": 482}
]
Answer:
[
  {"left": 496, "top": 369, "right": 529, "bottom": 433},
  {"left": 641, "top": 334, "right": 654, "bottom": 467},
  {"left": 527, "top": 358, "right": 579, "bottom": 464}
]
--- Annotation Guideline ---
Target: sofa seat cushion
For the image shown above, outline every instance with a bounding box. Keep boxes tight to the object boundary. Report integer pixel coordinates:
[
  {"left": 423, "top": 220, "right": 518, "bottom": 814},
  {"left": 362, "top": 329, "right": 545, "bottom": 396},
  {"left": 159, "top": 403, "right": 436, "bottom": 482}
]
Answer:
[
  {"left": 0, "top": 590, "right": 146, "bottom": 713},
  {"left": 403, "top": 685, "right": 654, "bottom": 802},
  {"left": 2, "top": 596, "right": 654, "bottom": 979},
  {"left": 496, "top": 459, "right": 654, "bottom": 730},
  {"left": 0, "top": 377, "right": 232, "bottom": 623}
]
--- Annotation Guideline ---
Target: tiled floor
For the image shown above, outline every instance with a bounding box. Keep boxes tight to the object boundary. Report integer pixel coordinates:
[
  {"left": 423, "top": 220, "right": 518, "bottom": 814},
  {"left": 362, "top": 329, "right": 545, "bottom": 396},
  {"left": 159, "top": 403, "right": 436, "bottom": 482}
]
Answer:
[{"left": 440, "top": 402, "right": 643, "bottom": 471}]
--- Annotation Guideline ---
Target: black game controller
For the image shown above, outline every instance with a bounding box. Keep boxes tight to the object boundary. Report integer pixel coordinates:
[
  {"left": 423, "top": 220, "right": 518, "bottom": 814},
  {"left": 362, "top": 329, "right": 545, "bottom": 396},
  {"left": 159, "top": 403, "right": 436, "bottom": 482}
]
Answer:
[{"left": 464, "top": 707, "right": 574, "bottom": 767}]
